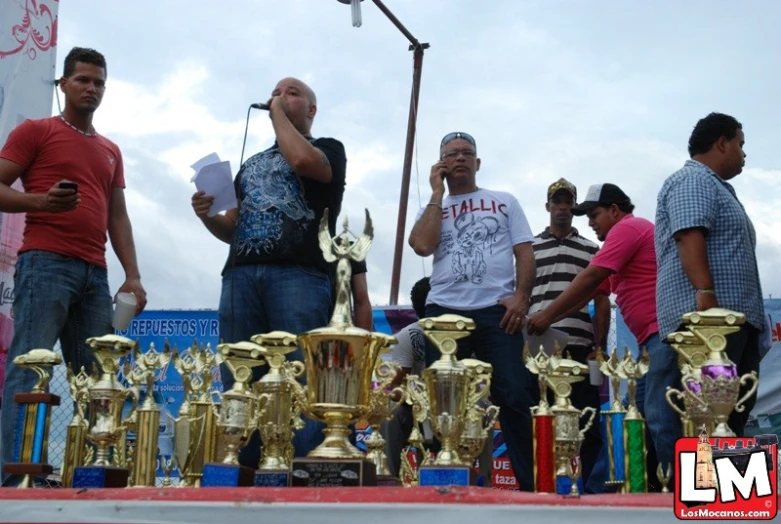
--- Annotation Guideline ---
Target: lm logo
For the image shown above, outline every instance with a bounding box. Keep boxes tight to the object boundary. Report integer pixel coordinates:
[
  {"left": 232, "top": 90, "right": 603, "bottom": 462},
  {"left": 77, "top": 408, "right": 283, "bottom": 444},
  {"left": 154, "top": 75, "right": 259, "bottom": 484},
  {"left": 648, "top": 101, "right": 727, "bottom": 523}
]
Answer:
[{"left": 674, "top": 433, "right": 778, "bottom": 520}]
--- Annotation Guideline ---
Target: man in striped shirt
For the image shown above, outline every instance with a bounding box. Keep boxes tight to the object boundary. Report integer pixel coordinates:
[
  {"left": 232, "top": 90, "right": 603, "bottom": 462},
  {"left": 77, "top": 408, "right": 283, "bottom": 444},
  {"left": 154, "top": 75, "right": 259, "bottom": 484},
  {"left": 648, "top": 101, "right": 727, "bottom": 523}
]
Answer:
[{"left": 529, "top": 178, "right": 610, "bottom": 493}]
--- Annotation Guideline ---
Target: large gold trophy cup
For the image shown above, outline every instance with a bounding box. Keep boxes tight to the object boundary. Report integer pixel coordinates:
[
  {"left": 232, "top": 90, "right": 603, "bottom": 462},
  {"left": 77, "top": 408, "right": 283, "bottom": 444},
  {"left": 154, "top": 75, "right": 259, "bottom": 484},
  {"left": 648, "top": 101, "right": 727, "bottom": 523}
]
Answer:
[{"left": 295, "top": 209, "right": 391, "bottom": 486}]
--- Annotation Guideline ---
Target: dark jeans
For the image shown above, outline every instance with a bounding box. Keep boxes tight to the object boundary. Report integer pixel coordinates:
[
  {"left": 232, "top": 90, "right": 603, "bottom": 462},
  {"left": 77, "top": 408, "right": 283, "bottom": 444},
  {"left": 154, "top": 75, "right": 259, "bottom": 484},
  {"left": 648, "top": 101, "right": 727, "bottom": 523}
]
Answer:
[
  {"left": 218, "top": 263, "right": 332, "bottom": 468},
  {"left": 424, "top": 303, "right": 538, "bottom": 491},
  {"left": 1, "top": 251, "right": 111, "bottom": 487},
  {"left": 381, "top": 402, "right": 414, "bottom": 478}
]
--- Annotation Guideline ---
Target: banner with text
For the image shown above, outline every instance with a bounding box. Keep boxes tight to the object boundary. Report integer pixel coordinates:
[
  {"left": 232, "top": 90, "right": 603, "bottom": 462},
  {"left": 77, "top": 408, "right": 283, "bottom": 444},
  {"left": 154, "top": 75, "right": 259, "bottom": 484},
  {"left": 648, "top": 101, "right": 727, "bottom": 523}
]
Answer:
[{"left": 0, "top": 0, "right": 59, "bottom": 391}]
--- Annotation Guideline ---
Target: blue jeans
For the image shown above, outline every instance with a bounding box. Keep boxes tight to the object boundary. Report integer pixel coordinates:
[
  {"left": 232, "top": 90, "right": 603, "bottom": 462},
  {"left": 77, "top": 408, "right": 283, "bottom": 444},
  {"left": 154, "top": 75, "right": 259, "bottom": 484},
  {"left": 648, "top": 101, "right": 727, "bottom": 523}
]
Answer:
[
  {"left": 634, "top": 333, "right": 683, "bottom": 482},
  {"left": 1, "top": 251, "right": 112, "bottom": 486},
  {"left": 424, "top": 303, "right": 538, "bottom": 492},
  {"left": 218, "top": 263, "right": 332, "bottom": 468}
]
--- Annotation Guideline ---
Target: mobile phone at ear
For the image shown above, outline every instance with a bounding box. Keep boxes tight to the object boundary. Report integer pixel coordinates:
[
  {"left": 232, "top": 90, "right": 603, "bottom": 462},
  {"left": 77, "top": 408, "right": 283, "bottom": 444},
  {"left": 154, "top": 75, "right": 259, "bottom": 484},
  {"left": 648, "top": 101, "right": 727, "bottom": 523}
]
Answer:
[
  {"left": 441, "top": 170, "right": 449, "bottom": 179},
  {"left": 58, "top": 182, "right": 78, "bottom": 192}
]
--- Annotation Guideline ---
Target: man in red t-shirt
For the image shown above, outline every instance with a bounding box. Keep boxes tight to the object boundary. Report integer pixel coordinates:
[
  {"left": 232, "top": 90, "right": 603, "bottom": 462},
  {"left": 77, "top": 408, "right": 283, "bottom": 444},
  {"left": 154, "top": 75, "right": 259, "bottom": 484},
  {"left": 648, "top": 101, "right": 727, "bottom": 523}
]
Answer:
[
  {"left": 0, "top": 47, "right": 147, "bottom": 487},
  {"left": 527, "top": 183, "right": 682, "bottom": 492}
]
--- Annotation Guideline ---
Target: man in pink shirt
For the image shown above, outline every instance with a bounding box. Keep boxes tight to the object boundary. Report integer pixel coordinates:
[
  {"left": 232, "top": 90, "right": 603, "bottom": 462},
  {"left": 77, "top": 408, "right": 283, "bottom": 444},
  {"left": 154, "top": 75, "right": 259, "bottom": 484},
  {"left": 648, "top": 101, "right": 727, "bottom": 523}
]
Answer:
[{"left": 527, "top": 183, "right": 681, "bottom": 491}]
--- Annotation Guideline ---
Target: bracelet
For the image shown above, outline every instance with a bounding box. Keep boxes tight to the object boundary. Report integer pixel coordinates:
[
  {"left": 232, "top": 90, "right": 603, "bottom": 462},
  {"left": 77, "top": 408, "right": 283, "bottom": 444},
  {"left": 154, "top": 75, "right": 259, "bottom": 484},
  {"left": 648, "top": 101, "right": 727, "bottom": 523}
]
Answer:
[
  {"left": 696, "top": 288, "right": 716, "bottom": 295},
  {"left": 427, "top": 202, "right": 443, "bottom": 210}
]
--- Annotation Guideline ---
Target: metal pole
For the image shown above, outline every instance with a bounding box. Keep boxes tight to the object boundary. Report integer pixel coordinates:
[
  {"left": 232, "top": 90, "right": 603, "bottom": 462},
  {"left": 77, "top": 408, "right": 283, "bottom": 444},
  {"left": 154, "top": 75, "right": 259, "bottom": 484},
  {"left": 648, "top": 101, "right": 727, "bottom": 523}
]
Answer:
[
  {"left": 388, "top": 43, "right": 427, "bottom": 305},
  {"left": 357, "top": 0, "right": 428, "bottom": 305}
]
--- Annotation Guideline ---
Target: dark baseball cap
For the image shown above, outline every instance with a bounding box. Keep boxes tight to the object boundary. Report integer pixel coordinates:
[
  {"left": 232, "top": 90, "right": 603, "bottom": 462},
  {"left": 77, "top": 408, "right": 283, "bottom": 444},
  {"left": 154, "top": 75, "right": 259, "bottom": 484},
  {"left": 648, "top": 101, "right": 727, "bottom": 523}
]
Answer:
[
  {"left": 547, "top": 178, "right": 577, "bottom": 201},
  {"left": 572, "top": 183, "right": 632, "bottom": 216}
]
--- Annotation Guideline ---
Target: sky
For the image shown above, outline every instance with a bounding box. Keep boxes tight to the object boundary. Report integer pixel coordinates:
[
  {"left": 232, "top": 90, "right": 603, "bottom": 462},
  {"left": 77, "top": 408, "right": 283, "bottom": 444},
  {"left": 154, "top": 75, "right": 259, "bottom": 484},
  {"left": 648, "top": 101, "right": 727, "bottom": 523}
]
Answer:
[{"left": 51, "top": 0, "right": 781, "bottom": 310}]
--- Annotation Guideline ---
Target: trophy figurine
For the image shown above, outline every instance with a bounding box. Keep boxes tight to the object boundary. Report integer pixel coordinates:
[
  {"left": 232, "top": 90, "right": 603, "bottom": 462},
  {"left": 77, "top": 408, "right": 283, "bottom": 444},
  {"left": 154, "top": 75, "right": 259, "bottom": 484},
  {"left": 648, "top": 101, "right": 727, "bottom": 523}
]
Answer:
[
  {"left": 125, "top": 342, "right": 171, "bottom": 487},
  {"left": 172, "top": 342, "right": 222, "bottom": 487},
  {"left": 250, "top": 331, "right": 307, "bottom": 487},
  {"left": 61, "top": 364, "right": 98, "bottom": 487},
  {"left": 3, "top": 349, "right": 63, "bottom": 488},
  {"left": 295, "top": 209, "right": 391, "bottom": 487},
  {"left": 363, "top": 357, "right": 405, "bottom": 485},
  {"left": 73, "top": 335, "right": 138, "bottom": 488},
  {"left": 682, "top": 308, "right": 759, "bottom": 438},
  {"left": 595, "top": 348, "right": 627, "bottom": 492},
  {"left": 202, "top": 341, "right": 270, "bottom": 486},
  {"left": 399, "top": 373, "right": 431, "bottom": 487},
  {"left": 523, "top": 344, "right": 558, "bottom": 493}
]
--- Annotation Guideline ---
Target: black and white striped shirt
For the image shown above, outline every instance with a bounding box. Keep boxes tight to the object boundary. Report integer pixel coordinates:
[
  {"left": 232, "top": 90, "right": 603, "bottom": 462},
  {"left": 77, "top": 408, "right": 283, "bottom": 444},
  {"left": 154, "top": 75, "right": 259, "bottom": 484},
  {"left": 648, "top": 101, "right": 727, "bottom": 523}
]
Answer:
[{"left": 529, "top": 227, "right": 599, "bottom": 349}]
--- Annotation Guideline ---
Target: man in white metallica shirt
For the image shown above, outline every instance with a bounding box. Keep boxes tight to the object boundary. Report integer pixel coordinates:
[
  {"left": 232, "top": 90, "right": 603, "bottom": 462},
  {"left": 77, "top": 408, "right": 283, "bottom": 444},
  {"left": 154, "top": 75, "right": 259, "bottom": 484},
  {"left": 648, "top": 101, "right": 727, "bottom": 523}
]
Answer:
[{"left": 408, "top": 131, "right": 537, "bottom": 491}]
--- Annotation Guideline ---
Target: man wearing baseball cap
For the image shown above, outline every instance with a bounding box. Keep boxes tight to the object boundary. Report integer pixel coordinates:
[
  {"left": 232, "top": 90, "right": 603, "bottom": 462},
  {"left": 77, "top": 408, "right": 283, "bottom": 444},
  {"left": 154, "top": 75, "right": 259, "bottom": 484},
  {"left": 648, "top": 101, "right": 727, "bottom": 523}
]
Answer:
[
  {"left": 529, "top": 178, "right": 610, "bottom": 492},
  {"left": 527, "top": 183, "right": 678, "bottom": 491}
]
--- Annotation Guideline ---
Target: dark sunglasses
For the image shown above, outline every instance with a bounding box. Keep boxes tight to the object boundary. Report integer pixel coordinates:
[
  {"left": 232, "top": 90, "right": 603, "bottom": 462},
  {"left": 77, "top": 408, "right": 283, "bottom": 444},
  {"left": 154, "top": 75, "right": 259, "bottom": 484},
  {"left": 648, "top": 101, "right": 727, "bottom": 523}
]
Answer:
[{"left": 440, "top": 132, "right": 476, "bottom": 148}]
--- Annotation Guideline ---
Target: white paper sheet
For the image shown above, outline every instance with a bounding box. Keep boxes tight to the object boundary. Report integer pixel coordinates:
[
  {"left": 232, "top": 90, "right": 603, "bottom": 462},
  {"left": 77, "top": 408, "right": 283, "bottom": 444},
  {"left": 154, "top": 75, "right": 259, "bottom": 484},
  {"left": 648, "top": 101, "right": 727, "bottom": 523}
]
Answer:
[{"left": 190, "top": 153, "right": 238, "bottom": 217}]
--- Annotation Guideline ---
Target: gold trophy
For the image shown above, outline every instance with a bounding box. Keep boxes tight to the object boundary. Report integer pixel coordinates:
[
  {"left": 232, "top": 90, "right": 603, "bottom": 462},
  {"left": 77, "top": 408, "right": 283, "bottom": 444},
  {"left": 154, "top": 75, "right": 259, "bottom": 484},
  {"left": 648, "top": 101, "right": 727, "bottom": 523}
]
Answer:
[
  {"left": 547, "top": 357, "right": 596, "bottom": 497},
  {"left": 124, "top": 342, "right": 171, "bottom": 487},
  {"left": 250, "top": 331, "right": 307, "bottom": 487},
  {"left": 295, "top": 209, "right": 391, "bottom": 486},
  {"left": 680, "top": 308, "right": 759, "bottom": 438},
  {"left": 399, "top": 373, "right": 432, "bottom": 487},
  {"left": 619, "top": 348, "right": 649, "bottom": 493},
  {"left": 406, "top": 314, "right": 491, "bottom": 486},
  {"left": 3, "top": 349, "right": 63, "bottom": 488},
  {"left": 202, "top": 341, "right": 270, "bottom": 486},
  {"left": 457, "top": 359, "right": 499, "bottom": 472},
  {"left": 171, "top": 342, "right": 222, "bottom": 487},
  {"left": 61, "top": 365, "right": 98, "bottom": 487},
  {"left": 666, "top": 368, "right": 713, "bottom": 438},
  {"left": 595, "top": 348, "right": 627, "bottom": 492},
  {"left": 73, "top": 335, "right": 138, "bottom": 488},
  {"left": 363, "top": 357, "right": 405, "bottom": 485}
]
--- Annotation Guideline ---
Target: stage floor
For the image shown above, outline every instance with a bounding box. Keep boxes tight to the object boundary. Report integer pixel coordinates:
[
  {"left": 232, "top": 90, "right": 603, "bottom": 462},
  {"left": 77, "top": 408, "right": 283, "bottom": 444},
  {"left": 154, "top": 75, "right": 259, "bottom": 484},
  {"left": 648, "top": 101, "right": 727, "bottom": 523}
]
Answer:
[{"left": 0, "top": 486, "right": 725, "bottom": 524}]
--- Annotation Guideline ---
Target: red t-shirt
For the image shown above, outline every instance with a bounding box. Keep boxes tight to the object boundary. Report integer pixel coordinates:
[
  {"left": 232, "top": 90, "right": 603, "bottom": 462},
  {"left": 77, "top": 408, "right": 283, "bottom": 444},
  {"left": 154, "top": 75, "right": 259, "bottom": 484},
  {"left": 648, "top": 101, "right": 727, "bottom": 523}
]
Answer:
[
  {"left": 0, "top": 117, "right": 125, "bottom": 268},
  {"left": 592, "top": 214, "right": 659, "bottom": 344}
]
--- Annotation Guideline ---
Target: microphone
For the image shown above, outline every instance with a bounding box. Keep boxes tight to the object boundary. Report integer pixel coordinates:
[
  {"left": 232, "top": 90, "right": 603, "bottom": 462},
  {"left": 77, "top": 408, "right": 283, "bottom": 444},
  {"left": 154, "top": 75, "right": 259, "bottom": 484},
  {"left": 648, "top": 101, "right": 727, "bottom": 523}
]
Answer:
[{"left": 240, "top": 102, "right": 269, "bottom": 166}]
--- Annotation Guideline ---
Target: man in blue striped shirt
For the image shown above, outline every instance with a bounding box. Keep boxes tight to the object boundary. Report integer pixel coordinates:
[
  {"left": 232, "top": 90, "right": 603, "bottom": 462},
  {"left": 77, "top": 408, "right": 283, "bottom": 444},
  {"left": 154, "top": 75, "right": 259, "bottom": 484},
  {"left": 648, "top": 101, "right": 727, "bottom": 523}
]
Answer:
[{"left": 656, "top": 112, "right": 764, "bottom": 438}]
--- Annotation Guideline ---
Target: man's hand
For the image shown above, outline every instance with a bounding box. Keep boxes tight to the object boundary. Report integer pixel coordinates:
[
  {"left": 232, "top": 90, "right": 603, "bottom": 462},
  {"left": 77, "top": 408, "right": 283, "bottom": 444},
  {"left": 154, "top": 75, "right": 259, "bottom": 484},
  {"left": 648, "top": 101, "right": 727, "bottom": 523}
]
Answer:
[
  {"left": 696, "top": 290, "right": 719, "bottom": 311},
  {"left": 268, "top": 95, "right": 290, "bottom": 117},
  {"left": 191, "top": 191, "right": 214, "bottom": 219},
  {"left": 116, "top": 277, "right": 147, "bottom": 315},
  {"left": 40, "top": 180, "right": 80, "bottom": 213},
  {"left": 526, "top": 310, "right": 553, "bottom": 336},
  {"left": 498, "top": 295, "right": 528, "bottom": 335},
  {"left": 429, "top": 161, "right": 447, "bottom": 195}
]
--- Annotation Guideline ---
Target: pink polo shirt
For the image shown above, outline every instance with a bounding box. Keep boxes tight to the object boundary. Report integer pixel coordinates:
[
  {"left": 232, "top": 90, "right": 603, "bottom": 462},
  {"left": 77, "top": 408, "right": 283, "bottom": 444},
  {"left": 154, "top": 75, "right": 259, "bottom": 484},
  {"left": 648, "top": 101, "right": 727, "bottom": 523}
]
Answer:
[{"left": 593, "top": 214, "right": 659, "bottom": 344}]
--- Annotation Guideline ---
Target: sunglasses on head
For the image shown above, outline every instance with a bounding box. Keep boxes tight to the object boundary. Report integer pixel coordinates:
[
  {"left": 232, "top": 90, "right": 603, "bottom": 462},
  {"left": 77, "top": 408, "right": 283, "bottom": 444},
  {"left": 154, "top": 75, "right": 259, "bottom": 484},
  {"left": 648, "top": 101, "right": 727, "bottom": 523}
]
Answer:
[{"left": 440, "top": 132, "right": 476, "bottom": 148}]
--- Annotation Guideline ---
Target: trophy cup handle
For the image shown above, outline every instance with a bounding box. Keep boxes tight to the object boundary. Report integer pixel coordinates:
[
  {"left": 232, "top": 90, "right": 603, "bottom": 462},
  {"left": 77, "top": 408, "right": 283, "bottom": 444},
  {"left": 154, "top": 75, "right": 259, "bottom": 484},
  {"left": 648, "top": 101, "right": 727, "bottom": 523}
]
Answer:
[
  {"left": 468, "top": 375, "right": 491, "bottom": 408},
  {"left": 578, "top": 406, "right": 597, "bottom": 439},
  {"left": 287, "top": 361, "right": 305, "bottom": 378},
  {"left": 733, "top": 372, "right": 759, "bottom": 414},
  {"left": 125, "top": 386, "right": 140, "bottom": 418},
  {"left": 483, "top": 405, "right": 500, "bottom": 432},
  {"left": 664, "top": 387, "right": 689, "bottom": 418},
  {"left": 386, "top": 386, "right": 406, "bottom": 419}
]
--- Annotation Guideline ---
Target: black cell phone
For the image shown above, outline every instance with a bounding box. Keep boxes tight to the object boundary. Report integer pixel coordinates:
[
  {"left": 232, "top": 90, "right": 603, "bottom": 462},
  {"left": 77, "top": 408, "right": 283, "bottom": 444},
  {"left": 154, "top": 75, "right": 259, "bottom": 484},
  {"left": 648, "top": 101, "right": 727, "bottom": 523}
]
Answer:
[{"left": 58, "top": 182, "right": 78, "bottom": 192}]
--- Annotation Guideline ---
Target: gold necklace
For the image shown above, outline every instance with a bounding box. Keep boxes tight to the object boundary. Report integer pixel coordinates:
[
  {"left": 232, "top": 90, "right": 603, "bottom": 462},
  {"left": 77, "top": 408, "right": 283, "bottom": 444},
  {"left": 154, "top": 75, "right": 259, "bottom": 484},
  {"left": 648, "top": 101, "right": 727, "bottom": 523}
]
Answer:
[{"left": 59, "top": 114, "right": 96, "bottom": 137}]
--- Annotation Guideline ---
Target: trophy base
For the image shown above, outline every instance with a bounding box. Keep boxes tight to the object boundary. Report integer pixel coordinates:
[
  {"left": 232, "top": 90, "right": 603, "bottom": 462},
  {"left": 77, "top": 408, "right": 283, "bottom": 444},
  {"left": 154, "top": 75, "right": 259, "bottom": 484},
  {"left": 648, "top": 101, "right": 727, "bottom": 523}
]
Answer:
[
  {"left": 254, "top": 469, "right": 290, "bottom": 487},
  {"left": 418, "top": 465, "right": 475, "bottom": 487},
  {"left": 290, "top": 458, "right": 377, "bottom": 487},
  {"left": 201, "top": 463, "right": 255, "bottom": 487},
  {"left": 556, "top": 475, "right": 584, "bottom": 496},
  {"left": 72, "top": 466, "right": 129, "bottom": 488},
  {"left": 376, "top": 474, "right": 402, "bottom": 487}
]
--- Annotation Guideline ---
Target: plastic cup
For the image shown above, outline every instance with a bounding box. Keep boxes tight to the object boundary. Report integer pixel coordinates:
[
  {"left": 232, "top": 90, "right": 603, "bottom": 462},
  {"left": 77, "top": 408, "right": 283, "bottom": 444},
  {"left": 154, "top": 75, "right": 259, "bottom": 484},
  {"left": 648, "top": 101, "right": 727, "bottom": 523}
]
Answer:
[
  {"left": 588, "top": 358, "right": 603, "bottom": 386},
  {"left": 112, "top": 292, "right": 137, "bottom": 331}
]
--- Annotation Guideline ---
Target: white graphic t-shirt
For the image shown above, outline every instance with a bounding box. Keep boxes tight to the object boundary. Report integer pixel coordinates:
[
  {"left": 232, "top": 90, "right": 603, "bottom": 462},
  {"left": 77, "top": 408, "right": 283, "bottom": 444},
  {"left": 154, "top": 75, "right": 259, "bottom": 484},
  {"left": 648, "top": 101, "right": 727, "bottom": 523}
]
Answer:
[{"left": 416, "top": 188, "right": 534, "bottom": 310}]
